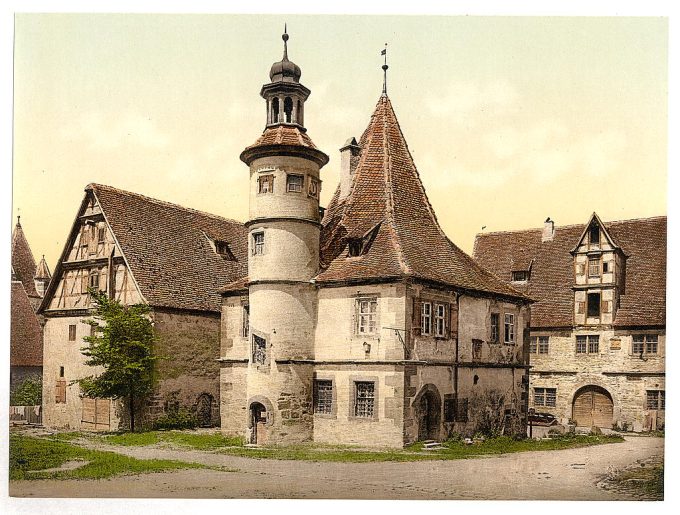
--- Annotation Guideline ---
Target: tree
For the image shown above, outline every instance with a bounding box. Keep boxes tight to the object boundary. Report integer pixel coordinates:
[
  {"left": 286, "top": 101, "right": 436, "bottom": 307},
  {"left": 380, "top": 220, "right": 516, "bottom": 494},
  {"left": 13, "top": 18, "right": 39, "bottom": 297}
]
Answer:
[
  {"left": 10, "top": 375, "right": 42, "bottom": 406},
  {"left": 77, "top": 290, "right": 158, "bottom": 431}
]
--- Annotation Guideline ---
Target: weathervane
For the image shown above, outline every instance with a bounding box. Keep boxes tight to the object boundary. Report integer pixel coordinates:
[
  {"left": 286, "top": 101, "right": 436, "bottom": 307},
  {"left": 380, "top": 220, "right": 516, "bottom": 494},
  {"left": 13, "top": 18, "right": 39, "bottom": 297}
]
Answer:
[
  {"left": 381, "top": 43, "right": 388, "bottom": 95},
  {"left": 282, "top": 23, "right": 289, "bottom": 60}
]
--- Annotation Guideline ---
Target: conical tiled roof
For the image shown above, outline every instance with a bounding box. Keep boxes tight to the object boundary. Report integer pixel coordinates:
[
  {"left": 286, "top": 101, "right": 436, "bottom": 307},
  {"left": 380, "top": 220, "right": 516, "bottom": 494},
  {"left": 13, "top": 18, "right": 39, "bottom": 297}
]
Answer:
[
  {"left": 11, "top": 218, "right": 39, "bottom": 297},
  {"left": 318, "top": 95, "right": 528, "bottom": 300},
  {"left": 35, "top": 255, "right": 51, "bottom": 280}
]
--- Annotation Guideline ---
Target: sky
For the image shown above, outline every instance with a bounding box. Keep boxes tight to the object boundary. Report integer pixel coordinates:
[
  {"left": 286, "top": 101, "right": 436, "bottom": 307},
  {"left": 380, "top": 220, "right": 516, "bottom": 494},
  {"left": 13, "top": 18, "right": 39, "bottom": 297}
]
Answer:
[{"left": 11, "top": 14, "right": 668, "bottom": 273}]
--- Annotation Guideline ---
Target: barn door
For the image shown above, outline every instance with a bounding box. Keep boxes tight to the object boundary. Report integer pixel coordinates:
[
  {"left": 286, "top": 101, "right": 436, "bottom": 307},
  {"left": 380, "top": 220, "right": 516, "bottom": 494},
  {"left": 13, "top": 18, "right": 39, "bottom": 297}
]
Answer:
[{"left": 572, "top": 386, "right": 613, "bottom": 429}]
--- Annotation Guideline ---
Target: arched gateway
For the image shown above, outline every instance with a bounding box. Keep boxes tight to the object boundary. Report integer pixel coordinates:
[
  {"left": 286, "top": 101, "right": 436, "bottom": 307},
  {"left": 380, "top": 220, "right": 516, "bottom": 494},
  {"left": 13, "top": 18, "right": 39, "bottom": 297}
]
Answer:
[
  {"left": 572, "top": 385, "right": 613, "bottom": 428},
  {"left": 414, "top": 385, "right": 442, "bottom": 441}
]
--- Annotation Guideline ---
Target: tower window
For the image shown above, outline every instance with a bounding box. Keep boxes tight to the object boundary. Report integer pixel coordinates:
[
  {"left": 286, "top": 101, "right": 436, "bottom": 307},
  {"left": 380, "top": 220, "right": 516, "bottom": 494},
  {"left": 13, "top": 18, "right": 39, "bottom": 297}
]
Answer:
[
  {"left": 272, "top": 97, "right": 280, "bottom": 123},
  {"left": 308, "top": 177, "right": 319, "bottom": 198},
  {"left": 252, "top": 232, "right": 265, "bottom": 256},
  {"left": 286, "top": 174, "right": 303, "bottom": 193},
  {"left": 284, "top": 97, "right": 293, "bottom": 123},
  {"left": 297, "top": 100, "right": 303, "bottom": 125},
  {"left": 258, "top": 174, "right": 274, "bottom": 194},
  {"left": 587, "top": 292, "right": 601, "bottom": 317},
  {"left": 252, "top": 334, "right": 267, "bottom": 365}
]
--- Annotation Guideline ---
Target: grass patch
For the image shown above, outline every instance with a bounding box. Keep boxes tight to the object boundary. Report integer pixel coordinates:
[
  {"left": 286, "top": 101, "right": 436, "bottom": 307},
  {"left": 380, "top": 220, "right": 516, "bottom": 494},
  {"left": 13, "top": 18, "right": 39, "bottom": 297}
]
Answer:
[
  {"left": 613, "top": 464, "right": 664, "bottom": 500},
  {"left": 9, "top": 433, "right": 206, "bottom": 480},
  {"left": 104, "top": 430, "right": 244, "bottom": 450},
  {"left": 217, "top": 434, "right": 624, "bottom": 463}
]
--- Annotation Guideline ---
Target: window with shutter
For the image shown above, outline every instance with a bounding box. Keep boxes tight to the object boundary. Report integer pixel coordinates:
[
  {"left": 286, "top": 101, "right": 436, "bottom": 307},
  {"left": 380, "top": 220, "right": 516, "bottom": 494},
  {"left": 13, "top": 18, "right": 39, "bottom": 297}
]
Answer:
[
  {"left": 412, "top": 298, "right": 421, "bottom": 336},
  {"left": 421, "top": 301, "right": 432, "bottom": 335},
  {"left": 577, "top": 301, "right": 585, "bottom": 314}
]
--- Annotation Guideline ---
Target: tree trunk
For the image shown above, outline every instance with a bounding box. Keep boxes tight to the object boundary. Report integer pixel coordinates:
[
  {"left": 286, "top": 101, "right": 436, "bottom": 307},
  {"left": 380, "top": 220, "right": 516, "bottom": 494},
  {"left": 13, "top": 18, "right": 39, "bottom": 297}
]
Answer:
[{"left": 130, "top": 390, "right": 135, "bottom": 432}]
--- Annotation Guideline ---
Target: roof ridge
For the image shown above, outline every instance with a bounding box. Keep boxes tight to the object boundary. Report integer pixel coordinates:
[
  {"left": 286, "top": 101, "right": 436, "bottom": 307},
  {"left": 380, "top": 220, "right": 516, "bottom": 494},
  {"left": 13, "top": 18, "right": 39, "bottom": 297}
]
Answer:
[
  {"left": 87, "top": 183, "right": 244, "bottom": 226},
  {"left": 476, "top": 214, "right": 667, "bottom": 238}
]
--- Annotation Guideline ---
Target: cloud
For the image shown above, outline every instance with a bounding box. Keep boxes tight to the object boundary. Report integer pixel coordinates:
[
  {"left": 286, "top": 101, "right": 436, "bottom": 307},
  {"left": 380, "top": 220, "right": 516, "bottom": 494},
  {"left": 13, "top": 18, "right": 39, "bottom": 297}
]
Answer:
[
  {"left": 425, "top": 80, "right": 519, "bottom": 119},
  {"left": 62, "top": 111, "right": 170, "bottom": 150}
]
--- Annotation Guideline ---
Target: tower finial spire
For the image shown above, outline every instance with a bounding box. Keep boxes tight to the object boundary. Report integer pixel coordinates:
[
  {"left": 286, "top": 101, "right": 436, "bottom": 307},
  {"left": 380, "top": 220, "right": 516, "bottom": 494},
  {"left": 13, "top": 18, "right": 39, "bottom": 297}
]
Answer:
[
  {"left": 282, "top": 23, "right": 289, "bottom": 61},
  {"left": 381, "top": 43, "right": 388, "bottom": 95}
]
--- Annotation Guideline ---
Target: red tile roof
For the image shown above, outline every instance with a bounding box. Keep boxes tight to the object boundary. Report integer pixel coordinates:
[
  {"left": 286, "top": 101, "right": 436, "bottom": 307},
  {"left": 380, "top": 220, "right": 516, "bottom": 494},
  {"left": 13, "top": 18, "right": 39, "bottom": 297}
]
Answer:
[
  {"left": 39, "top": 184, "right": 248, "bottom": 313},
  {"left": 240, "top": 125, "right": 329, "bottom": 166},
  {"left": 473, "top": 216, "right": 666, "bottom": 328},
  {"left": 317, "top": 95, "right": 528, "bottom": 300},
  {"left": 11, "top": 221, "right": 39, "bottom": 298},
  {"left": 11, "top": 281, "right": 43, "bottom": 367}
]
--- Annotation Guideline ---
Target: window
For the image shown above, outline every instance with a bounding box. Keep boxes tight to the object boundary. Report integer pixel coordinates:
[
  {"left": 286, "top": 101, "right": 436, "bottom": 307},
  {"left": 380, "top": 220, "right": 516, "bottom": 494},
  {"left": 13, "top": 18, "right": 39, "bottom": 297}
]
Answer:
[
  {"left": 252, "top": 232, "right": 265, "bottom": 256},
  {"left": 534, "top": 387, "right": 557, "bottom": 407},
  {"left": 88, "top": 270, "right": 99, "bottom": 290},
  {"left": 97, "top": 226, "right": 106, "bottom": 243},
  {"left": 215, "top": 240, "right": 236, "bottom": 261},
  {"left": 354, "top": 381, "right": 375, "bottom": 418},
  {"left": 589, "top": 224, "right": 600, "bottom": 245},
  {"left": 587, "top": 292, "right": 601, "bottom": 317},
  {"left": 90, "top": 324, "right": 96, "bottom": 337},
  {"left": 646, "top": 390, "right": 665, "bottom": 410},
  {"left": 55, "top": 379, "right": 66, "bottom": 404},
  {"left": 530, "top": 336, "right": 549, "bottom": 354},
  {"left": 472, "top": 339, "right": 483, "bottom": 360},
  {"left": 68, "top": 325, "right": 76, "bottom": 342},
  {"left": 421, "top": 302, "right": 432, "bottom": 336},
  {"left": 576, "top": 335, "right": 599, "bottom": 354},
  {"left": 504, "top": 313, "right": 515, "bottom": 344},
  {"left": 308, "top": 178, "right": 319, "bottom": 198},
  {"left": 241, "top": 304, "right": 249, "bottom": 338},
  {"left": 347, "top": 239, "right": 363, "bottom": 257},
  {"left": 258, "top": 174, "right": 274, "bottom": 194},
  {"left": 603, "top": 261, "right": 611, "bottom": 273},
  {"left": 490, "top": 313, "right": 499, "bottom": 343},
  {"left": 252, "top": 334, "right": 267, "bottom": 365},
  {"left": 59, "top": 366, "right": 65, "bottom": 377},
  {"left": 588, "top": 257, "right": 600, "bottom": 277},
  {"left": 434, "top": 303, "right": 447, "bottom": 337},
  {"left": 313, "top": 380, "right": 333, "bottom": 415},
  {"left": 633, "top": 334, "right": 658, "bottom": 355},
  {"left": 511, "top": 270, "right": 529, "bottom": 282},
  {"left": 455, "top": 398, "right": 469, "bottom": 422},
  {"left": 444, "top": 398, "right": 456, "bottom": 423},
  {"left": 356, "top": 297, "right": 378, "bottom": 335},
  {"left": 286, "top": 174, "right": 304, "bottom": 193}
]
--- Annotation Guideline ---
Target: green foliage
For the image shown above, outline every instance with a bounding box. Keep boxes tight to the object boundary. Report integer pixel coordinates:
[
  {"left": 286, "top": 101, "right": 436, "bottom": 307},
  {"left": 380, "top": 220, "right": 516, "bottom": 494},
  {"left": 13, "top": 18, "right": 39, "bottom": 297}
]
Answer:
[
  {"left": 10, "top": 375, "right": 42, "bottom": 406},
  {"left": 77, "top": 290, "right": 158, "bottom": 431},
  {"left": 104, "top": 430, "right": 244, "bottom": 449},
  {"left": 152, "top": 408, "right": 199, "bottom": 430},
  {"left": 9, "top": 433, "right": 204, "bottom": 480}
]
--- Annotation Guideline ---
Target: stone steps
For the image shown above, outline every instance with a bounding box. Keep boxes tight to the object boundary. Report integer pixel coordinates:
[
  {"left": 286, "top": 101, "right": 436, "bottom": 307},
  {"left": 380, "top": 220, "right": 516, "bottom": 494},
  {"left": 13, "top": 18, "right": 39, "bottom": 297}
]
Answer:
[{"left": 422, "top": 440, "right": 444, "bottom": 450}]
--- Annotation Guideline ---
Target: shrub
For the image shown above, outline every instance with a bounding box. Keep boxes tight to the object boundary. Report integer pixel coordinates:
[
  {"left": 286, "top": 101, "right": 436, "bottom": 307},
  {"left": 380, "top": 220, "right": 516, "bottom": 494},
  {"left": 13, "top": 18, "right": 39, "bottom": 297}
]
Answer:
[
  {"left": 10, "top": 376, "right": 42, "bottom": 406},
  {"left": 152, "top": 407, "right": 199, "bottom": 430}
]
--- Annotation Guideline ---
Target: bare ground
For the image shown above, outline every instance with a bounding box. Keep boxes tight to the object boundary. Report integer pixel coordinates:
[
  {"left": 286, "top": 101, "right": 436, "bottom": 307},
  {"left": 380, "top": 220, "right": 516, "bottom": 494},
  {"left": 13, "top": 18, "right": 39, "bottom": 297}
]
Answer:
[{"left": 9, "top": 435, "right": 663, "bottom": 500}]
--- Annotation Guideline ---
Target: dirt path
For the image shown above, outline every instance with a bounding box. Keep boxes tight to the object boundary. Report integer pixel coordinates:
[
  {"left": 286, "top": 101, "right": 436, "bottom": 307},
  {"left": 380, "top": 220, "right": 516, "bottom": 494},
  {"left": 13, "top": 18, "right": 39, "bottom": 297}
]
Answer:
[{"left": 10, "top": 436, "right": 663, "bottom": 500}]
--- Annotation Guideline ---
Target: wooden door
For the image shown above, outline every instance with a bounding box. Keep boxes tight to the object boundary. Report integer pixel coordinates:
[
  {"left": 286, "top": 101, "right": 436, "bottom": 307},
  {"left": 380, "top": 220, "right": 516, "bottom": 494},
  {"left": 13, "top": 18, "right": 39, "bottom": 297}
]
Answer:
[{"left": 573, "top": 386, "right": 613, "bottom": 428}]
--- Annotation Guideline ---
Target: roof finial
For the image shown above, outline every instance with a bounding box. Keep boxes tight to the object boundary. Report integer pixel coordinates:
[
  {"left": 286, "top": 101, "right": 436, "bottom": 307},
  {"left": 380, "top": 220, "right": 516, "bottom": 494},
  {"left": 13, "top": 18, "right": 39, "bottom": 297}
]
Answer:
[
  {"left": 282, "top": 23, "right": 289, "bottom": 61},
  {"left": 381, "top": 43, "right": 388, "bottom": 95},
  {"left": 16, "top": 215, "right": 21, "bottom": 226}
]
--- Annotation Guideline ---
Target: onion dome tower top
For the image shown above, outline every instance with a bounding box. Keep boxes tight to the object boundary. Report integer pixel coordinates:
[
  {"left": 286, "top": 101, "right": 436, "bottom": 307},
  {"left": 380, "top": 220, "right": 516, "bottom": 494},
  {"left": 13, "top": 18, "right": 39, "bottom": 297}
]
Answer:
[{"left": 269, "top": 26, "right": 302, "bottom": 83}]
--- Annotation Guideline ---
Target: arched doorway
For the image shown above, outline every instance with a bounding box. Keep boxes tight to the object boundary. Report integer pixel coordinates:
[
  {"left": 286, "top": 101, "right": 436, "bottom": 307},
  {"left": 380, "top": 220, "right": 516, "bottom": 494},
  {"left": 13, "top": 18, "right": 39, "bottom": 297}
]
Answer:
[
  {"left": 572, "top": 385, "right": 613, "bottom": 428},
  {"left": 250, "top": 402, "right": 268, "bottom": 445},
  {"left": 195, "top": 393, "right": 213, "bottom": 428},
  {"left": 416, "top": 387, "right": 442, "bottom": 441}
]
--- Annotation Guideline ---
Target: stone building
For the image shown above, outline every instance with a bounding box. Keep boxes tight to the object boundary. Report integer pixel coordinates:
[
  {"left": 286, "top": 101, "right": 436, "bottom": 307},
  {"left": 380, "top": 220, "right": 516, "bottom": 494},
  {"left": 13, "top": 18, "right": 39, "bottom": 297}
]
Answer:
[
  {"left": 219, "top": 32, "right": 532, "bottom": 447},
  {"left": 39, "top": 184, "right": 247, "bottom": 430},
  {"left": 473, "top": 214, "right": 666, "bottom": 431},
  {"left": 10, "top": 218, "right": 50, "bottom": 393}
]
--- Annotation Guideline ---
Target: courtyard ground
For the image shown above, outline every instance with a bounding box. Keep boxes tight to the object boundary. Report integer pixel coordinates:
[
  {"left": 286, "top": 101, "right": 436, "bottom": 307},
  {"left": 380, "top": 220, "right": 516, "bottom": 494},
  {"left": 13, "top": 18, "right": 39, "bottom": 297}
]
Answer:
[{"left": 8, "top": 430, "right": 663, "bottom": 500}]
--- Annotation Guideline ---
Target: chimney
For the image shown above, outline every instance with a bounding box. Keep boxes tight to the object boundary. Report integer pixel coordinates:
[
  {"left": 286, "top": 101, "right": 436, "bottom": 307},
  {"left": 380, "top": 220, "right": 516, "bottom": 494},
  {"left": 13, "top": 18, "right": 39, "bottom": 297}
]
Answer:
[
  {"left": 542, "top": 217, "right": 555, "bottom": 242},
  {"left": 339, "top": 137, "right": 361, "bottom": 200}
]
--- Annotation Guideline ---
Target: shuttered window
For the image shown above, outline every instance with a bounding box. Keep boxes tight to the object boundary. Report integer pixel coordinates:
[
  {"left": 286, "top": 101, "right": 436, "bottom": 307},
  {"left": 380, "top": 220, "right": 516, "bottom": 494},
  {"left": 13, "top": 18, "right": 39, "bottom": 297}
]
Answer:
[
  {"left": 421, "top": 302, "right": 432, "bottom": 336},
  {"left": 55, "top": 379, "right": 66, "bottom": 404},
  {"left": 68, "top": 325, "right": 76, "bottom": 341}
]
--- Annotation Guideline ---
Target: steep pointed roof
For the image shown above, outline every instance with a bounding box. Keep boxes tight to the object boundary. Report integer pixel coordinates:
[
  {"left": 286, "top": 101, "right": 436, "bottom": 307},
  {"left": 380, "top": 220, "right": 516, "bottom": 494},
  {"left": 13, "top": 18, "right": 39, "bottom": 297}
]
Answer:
[
  {"left": 317, "top": 95, "right": 528, "bottom": 300},
  {"left": 11, "top": 218, "right": 39, "bottom": 297},
  {"left": 35, "top": 255, "right": 51, "bottom": 280},
  {"left": 11, "top": 281, "right": 43, "bottom": 367}
]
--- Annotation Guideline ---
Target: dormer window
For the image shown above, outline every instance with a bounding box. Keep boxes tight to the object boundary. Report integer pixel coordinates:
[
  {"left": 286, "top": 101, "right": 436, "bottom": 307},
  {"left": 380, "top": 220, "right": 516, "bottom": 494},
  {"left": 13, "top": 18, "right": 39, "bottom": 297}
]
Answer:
[
  {"left": 214, "top": 240, "right": 236, "bottom": 261},
  {"left": 348, "top": 239, "right": 363, "bottom": 257},
  {"left": 511, "top": 270, "right": 529, "bottom": 282},
  {"left": 588, "top": 257, "right": 600, "bottom": 277},
  {"left": 587, "top": 292, "right": 601, "bottom": 317},
  {"left": 589, "top": 224, "right": 600, "bottom": 245}
]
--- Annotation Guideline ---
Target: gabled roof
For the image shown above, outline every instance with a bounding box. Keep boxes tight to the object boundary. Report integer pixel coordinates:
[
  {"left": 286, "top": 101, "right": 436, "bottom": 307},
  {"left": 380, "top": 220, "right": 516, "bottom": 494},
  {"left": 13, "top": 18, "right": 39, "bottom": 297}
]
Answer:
[
  {"left": 41, "top": 184, "right": 249, "bottom": 313},
  {"left": 11, "top": 219, "right": 39, "bottom": 298},
  {"left": 473, "top": 216, "right": 666, "bottom": 328},
  {"left": 11, "top": 281, "right": 43, "bottom": 367},
  {"left": 569, "top": 211, "right": 622, "bottom": 254},
  {"left": 317, "top": 94, "right": 528, "bottom": 301}
]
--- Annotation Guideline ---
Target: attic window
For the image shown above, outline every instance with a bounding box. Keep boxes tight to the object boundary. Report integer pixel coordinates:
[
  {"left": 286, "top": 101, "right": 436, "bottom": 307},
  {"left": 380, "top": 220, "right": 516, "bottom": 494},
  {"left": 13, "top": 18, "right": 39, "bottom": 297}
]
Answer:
[
  {"left": 348, "top": 239, "right": 363, "bottom": 257},
  {"left": 214, "top": 240, "right": 236, "bottom": 261},
  {"left": 589, "top": 224, "right": 600, "bottom": 245},
  {"left": 511, "top": 270, "right": 529, "bottom": 282}
]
